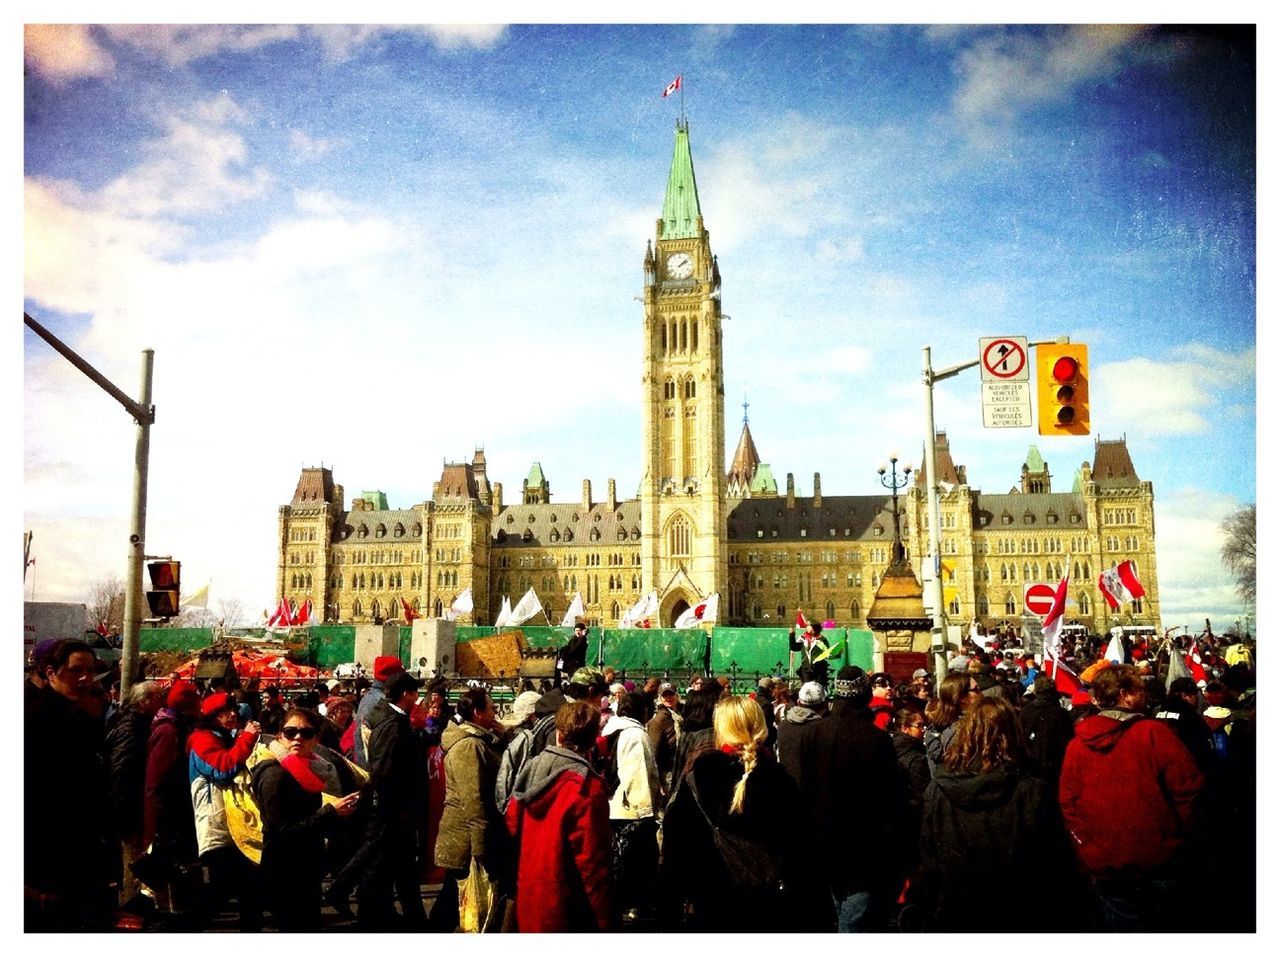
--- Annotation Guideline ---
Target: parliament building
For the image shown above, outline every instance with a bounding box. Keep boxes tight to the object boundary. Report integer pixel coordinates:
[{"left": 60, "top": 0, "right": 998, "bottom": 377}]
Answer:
[{"left": 277, "top": 122, "right": 1161, "bottom": 634}]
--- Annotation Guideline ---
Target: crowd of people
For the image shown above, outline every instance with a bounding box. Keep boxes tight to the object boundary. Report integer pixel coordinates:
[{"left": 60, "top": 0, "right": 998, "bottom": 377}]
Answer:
[{"left": 24, "top": 625, "right": 1256, "bottom": 934}]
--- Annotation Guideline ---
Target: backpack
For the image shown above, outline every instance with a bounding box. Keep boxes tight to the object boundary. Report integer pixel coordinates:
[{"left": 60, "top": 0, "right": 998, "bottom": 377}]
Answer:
[
  {"left": 529, "top": 712, "right": 558, "bottom": 758},
  {"left": 685, "top": 771, "right": 784, "bottom": 898},
  {"left": 598, "top": 729, "right": 623, "bottom": 796}
]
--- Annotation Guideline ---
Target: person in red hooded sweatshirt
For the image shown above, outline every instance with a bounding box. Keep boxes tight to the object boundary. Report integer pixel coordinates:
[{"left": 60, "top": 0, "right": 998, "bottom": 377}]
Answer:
[
  {"left": 505, "top": 700, "right": 611, "bottom": 932},
  {"left": 1059, "top": 664, "right": 1204, "bottom": 932}
]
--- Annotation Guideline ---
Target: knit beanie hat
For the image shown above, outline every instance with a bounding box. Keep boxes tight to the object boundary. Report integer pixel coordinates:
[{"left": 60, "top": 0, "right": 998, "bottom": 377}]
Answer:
[
  {"left": 167, "top": 680, "right": 198, "bottom": 709},
  {"left": 798, "top": 681, "right": 827, "bottom": 707},
  {"left": 510, "top": 690, "right": 542, "bottom": 725},
  {"left": 833, "top": 666, "right": 870, "bottom": 701}
]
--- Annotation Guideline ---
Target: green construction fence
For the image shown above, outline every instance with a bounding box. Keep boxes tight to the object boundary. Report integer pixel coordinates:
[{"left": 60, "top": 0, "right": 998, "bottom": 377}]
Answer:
[{"left": 139, "top": 624, "right": 878, "bottom": 677}]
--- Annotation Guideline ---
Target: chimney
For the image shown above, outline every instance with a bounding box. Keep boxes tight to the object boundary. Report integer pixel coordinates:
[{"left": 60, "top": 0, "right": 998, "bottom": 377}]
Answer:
[
  {"left": 582, "top": 479, "right": 592, "bottom": 510},
  {"left": 813, "top": 472, "right": 822, "bottom": 508},
  {"left": 786, "top": 472, "right": 795, "bottom": 508},
  {"left": 493, "top": 482, "right": 503, "bottom": 512},
  {"left": 333, "top": 484, "right": 344, "bottom": 509},
  {"left": 607, "top": 478, "right": 617, "bottom": 511}
]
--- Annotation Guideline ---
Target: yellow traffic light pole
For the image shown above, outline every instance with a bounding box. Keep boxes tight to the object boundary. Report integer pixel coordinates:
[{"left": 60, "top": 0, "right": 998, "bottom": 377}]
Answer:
[
  {"left": 23, "top": 312, "right": 154, "bottom": 698},
  {"left": 921, "top": 337, "right": 1070, "bottom": 688}
]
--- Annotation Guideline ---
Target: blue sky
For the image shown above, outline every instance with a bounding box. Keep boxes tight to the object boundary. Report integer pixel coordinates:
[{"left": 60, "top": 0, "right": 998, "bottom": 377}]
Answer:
[{"left": 21, "top": 20, "right": 1257, "bottom": 629}]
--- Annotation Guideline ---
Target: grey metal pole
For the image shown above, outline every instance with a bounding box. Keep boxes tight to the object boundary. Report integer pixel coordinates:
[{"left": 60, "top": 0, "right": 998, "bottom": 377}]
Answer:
[
  {"left": 120, "top": 349, "right": 154, "bottom": 698},
  {"left": 922, "top": 347, "right": 948, "bottom": 688}
]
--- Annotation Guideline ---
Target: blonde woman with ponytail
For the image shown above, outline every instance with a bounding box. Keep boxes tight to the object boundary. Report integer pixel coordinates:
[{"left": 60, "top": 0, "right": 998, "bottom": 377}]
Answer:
[{"left": 657, "top": 695, "right": 814, "bottom": 931}]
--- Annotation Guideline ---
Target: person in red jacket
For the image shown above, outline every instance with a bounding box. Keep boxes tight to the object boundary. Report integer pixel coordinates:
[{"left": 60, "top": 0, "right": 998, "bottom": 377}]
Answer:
[
  {"left": 1059, "top": 664, "right": 1204, "bottom": 931},
  {"left": 505, "top": 700, "right": 611, "bottom": 932}
]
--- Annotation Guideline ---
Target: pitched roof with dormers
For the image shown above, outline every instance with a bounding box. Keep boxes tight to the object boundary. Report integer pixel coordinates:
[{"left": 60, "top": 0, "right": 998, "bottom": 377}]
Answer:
[
  {"left": 332, "top": 508, "right": 424, "bottom": 544},
  {"left": 971, "top": 492, "right": 1085, "bottom": 531},
  {"left": 493, "top": 499, "right": 643, "bottom": 548},
  {"left": 727, "top": 495, "right": 897, "bottom": 543},
  {"left": 1092, "top": 439, "right": 1141, "bottom": 488}
]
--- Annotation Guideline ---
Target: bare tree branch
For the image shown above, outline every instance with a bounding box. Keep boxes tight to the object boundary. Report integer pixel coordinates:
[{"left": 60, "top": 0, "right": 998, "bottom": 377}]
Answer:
[{"left": 1220, "top": 504, "right": 1256, "bottom": 605}]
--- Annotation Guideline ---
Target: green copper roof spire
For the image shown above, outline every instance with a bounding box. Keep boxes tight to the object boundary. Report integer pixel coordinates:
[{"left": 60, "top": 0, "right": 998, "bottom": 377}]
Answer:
[
  {"left": 661, "top": 119, "right": 702, "bottom": 239},
  {"left": 1025, "top": 445, "right": 1045, "bottom": 472}
]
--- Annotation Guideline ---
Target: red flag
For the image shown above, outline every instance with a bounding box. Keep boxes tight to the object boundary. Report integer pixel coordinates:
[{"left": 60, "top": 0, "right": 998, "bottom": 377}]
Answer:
[
  {"left": 796, "top": 609, "right": 809, "bottom": 631},
  {"left": 293, "top": 598, "right": 312, "bottom": 626},
  {"left": 663, "top": 74, "right": 682, "bottom": 98},
  {"left": 401, "top": 597, "right": 421, "bottom": 622},
  {"left": 96, "top": 620, "right": 109, "bottom": 638},
  {"left": 1050, "top": 659, "right": 1083, "bottom": 695}
]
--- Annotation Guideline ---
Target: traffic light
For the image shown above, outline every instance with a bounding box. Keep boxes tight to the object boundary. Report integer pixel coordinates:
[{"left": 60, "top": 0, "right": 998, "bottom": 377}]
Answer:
[
  {"left": 1036, "top": 343, "right": 1089, "bottom": 436},
  {"left": 146, "top": 560, "right": 181, "bottom": 619}
]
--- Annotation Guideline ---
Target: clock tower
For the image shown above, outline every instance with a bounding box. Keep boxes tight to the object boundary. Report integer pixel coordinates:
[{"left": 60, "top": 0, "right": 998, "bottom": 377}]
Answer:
[{"left": 639, "top": 119, "right": 727, "bottom": 624}]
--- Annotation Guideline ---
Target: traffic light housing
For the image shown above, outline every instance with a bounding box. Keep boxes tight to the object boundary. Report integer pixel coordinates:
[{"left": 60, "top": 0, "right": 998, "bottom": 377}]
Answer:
[
  {"left": 1036, "top": 343, "right": 1089, "bottom": 435},
  {"left": 146, "top": 560, "right": 181, "bottom": 619}
]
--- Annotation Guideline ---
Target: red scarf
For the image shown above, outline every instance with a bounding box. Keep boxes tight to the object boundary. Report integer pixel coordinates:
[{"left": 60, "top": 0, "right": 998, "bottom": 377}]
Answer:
[{"left": 279, "top": 752, "right": 327, "bottom": 793}]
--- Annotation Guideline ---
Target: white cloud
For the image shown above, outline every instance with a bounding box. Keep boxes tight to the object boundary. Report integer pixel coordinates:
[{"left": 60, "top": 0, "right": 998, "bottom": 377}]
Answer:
[
  {"left": 24, "top": 24, "right": 115, "bottom": 83},
  {"left": 289, "top": 129, "right": 337, "bottom": 159},
  {"left": 1093, "top": 346, "right": 1254, "bottom": 436},
  {"left": 311, "top": 25, "right": 507, "bottom": 61},
  {"left": 951, "top": 26, "right": 1149, "bottom": 137},
  {"left": 815, "top": 236, "right": 865, "bottom": 263},
  {"left": 1153, "top": 487, "right": 1250, "bottom": 627},
  {"left": 100, "top": 24, "right": 301, "bottom": 67}
]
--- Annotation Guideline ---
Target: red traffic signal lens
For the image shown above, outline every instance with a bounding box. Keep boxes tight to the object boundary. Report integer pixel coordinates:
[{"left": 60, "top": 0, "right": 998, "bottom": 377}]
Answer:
[
  {"left": 148, "top": 561, "right": 179, "bottom": 588},
  {"left": 1051, "top": 356, "right": 1078, "bottom": 383}
]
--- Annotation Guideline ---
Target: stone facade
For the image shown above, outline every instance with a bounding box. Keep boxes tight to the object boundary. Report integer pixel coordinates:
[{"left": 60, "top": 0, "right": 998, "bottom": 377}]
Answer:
[{"left": 276, "top": 123, "right": 1161, "bottom": 635}]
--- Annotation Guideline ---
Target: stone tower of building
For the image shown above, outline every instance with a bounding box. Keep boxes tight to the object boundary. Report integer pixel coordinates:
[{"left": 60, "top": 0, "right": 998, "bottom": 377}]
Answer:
[{"left": 639, "top": 120, "right": 727, "bottom": 623}]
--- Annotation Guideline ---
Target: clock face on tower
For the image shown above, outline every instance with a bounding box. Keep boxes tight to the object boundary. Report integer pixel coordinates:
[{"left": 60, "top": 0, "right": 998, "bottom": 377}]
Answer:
[{"left": 666, "top": 251, "right": 694, "bottom": 280}]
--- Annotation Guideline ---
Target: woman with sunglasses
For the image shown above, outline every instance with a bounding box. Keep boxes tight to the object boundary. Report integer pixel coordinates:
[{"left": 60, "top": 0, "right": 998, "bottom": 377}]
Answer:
[{"left": 251, "top": 707, "right": 360, "bottom": 931}]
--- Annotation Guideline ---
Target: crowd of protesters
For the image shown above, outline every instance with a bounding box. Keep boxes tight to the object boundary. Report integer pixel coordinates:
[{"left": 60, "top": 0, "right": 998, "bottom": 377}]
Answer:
[{"left": 24, "top": 622, "right": 1256, "bottom": 934}]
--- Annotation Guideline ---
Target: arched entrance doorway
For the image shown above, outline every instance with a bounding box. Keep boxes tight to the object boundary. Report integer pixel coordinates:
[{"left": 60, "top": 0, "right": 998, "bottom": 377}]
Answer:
[{"left": 661, "top": 590, "right": 694, "bottom": 627}]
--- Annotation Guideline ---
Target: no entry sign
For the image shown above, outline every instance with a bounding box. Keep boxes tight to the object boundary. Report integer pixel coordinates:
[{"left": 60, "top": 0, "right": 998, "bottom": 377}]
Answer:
[{"left": 1024, "top": 583, "right": 1057, "bottom": 617}]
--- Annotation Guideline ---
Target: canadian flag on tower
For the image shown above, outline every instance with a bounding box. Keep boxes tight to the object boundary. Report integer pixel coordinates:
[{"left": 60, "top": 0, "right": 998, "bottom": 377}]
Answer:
[{"left": 663, "top": 74, "right": 682, "bottom": 98}]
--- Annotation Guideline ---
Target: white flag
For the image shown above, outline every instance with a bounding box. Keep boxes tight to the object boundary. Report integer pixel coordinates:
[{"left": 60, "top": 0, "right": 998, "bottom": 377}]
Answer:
[
  {"left": 1104, "top": 631, "right": 1126, "bottom": 664},
  {"left": 493, "top": 596, "right": 513, "bottom": 627},
  {"left": 621, "top": 590, "right": 658, "bottom": 628},
  {"left": 560, "top": 592, "right": 585, "bottom": 627},
  {"left": 674, "top": 592, "right": 720, "bottom": 629},
  {"left": 1041, "top": 556, "right": 1072, "bottom": 672},
  {"left": 451, "top": 587, "right": 474, "bottom": 616},
  {"left": 509, "top": 587, "right": 543, "bottom": 626}
]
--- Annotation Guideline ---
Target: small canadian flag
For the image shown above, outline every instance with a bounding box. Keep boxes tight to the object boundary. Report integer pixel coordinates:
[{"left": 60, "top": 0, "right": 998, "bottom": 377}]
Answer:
[{"left": 663, "top": 74, "right": 682, "bottom": 98}]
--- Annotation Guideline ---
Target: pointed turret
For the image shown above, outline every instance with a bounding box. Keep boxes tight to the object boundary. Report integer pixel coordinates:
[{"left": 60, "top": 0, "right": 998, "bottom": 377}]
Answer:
[
  {"left": 727, "top": 419, "right": 762, "bottom": 490},
  {"left": 660, "top": 119, "right": 702, "bottom": 239}
]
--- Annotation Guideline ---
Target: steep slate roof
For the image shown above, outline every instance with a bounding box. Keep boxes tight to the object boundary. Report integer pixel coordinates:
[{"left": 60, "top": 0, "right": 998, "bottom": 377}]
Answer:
[
  {"left": 333, "top": 508, "right": 423, "bottom": 544},
  {"left": 661, "top": 120, "right": 701, "bottom": 239},
  {"left": 493, "top": 499, "right": 643, "bottom": 548},
  {"left": 867, "top": 561, "right": 931, "bottom": 627},
  {"left": 292, "top": 467, "right": 335, "bottom": 505},
  {"left": 727, "top": 494, "right": 896, "bottom": 543},
  {"left": 727, "top": 420, "right": 762, "bottom": 487},
  {"left": 1092, "top": 439, "right": 1140, "bottom": 488},
  {"left": 971, "top": 491, "right": 1084, "bottom": 530},
  {"left": 436, "top": 463, "right": 479, "bottom": 501},
  {"left": 526, "top": 462, "right": 547, "bottom": 486},
  {"left": 916, "top": 431, "right": 963, "bottom": 487}
]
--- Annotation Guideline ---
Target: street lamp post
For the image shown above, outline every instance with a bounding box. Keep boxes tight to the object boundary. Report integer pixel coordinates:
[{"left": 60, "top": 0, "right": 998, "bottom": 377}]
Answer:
[{"left": 877, "top": 456, "right": 912, "bottom": 563}]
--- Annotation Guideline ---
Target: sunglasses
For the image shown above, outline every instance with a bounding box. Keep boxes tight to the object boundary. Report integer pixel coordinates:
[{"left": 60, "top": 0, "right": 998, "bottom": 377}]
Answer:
[{"left": 281, "top": 726, "right": 317, "bottom": 741}]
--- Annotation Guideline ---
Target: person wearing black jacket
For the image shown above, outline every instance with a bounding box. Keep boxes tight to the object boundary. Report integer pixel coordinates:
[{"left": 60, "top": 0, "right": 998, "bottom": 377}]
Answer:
[
  {"left": 556, "top": 622, "right": 590, "bottom": 685},
  {"left": 791, "top": 665, "right": 909, "bottom": 931},
  {"left": 918, "top": 697, "right": 1075, "bottom": 932},
  {"left": 103, "top": 679, "right": 164, "bottom": 905},
  {"left": 1156, "top": 677, "right": 1215, "bottom": 776},
  {"left": 357, "top": 673, "right": 427, "bottom": 929},
  {"left": 252, "top": 708, "right": 360, "bottom": 931},
  {"left": 1018, "top": 674, "right": 1077, "bottom": 786}
]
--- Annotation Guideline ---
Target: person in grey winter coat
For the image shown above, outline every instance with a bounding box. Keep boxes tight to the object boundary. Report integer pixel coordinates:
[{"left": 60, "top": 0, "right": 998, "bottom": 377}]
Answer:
[{"left": 496, "top": 690, "right": 543, "bottom": 814}]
